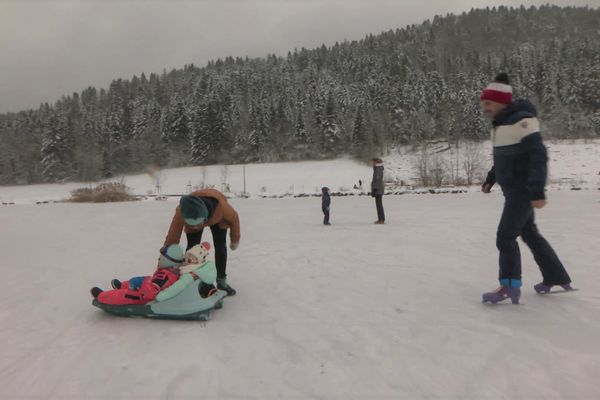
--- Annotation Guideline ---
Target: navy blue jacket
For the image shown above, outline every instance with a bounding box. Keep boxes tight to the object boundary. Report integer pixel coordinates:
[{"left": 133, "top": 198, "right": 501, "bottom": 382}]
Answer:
[{"left": 484, "top": 99, "right": 548, "bottom": 200}]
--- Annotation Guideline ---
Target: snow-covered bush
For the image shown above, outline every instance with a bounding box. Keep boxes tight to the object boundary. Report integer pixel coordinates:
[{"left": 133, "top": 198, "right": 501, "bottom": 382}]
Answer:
[{"left": 70, "top": 182, "right": 136, "bottom": 203}]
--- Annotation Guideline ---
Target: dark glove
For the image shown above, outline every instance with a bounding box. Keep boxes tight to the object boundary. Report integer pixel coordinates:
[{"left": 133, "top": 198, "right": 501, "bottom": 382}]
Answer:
[{"left": 481, "top": 182, "right": 493, "bottom": 193}]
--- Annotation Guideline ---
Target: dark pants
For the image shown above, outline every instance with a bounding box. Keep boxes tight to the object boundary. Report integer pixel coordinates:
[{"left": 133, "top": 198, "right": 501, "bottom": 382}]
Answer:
[
  {"left": 496, "top": 192, "right": 571, "bottom": 284},
  {"left": 186, "top": 225, "right": 228, "bottom": 279},
  {"left": 375, "top": 195, "right": 385, "bottom": 221},
  {"left": 322, "top": 207, "right": 330, "bottom": 224}
]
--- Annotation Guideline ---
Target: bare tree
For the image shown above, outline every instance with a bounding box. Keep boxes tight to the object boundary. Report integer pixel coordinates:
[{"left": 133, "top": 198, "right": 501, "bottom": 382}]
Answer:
[
  {"left": 447, "top": 142, "right": 461, "bottom": 185},
  {"left": 198, "top": 166, "right": 208, "bottom": 190},
  {"left": 415, "top": 146, "right": 431, "bottom": 187},
  {"left": 414, "top": 144, "right": 448, "bottom": 187},
  {"left": 146, "top": 165, "right": 165, "bottom": 194},
  {"left": 463, "top": 141, "right": 484, "bottom": 186},
  {"left": 220, "top": 165, "right": 229, "bottom": 192},
  {"left": 431, "top": 154, "right": 447, "bottom": 187}
]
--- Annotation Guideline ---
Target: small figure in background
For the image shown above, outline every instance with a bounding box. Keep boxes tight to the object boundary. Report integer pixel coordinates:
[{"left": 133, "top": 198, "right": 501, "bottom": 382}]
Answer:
[
  {"left": 321, "top": 187, "right": 331, "bottom": 225},
  {"left": 371, "top": 158, "right": 385, "bottom": 224}
]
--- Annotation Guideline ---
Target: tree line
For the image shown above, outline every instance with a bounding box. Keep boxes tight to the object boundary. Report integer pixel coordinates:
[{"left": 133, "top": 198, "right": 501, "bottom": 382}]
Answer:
[{"left": 0, "top": 4, "right": 598, "bottom": 185}]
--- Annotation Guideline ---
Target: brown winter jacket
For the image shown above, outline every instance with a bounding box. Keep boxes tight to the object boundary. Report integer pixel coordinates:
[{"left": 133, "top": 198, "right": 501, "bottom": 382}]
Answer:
[{"left": 163, "top": 189, "right": 241, "bottom": 246}]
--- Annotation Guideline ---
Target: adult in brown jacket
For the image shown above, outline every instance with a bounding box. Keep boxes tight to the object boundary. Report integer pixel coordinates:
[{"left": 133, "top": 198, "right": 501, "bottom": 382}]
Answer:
[{"left": 164, "top": 189, "right": 240, "bottom": 295}]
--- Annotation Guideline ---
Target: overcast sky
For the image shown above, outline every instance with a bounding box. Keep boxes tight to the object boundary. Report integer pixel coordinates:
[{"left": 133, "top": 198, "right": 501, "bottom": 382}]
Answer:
[{"left": 0, "top": 0, "right": 598, "bottom": 113}]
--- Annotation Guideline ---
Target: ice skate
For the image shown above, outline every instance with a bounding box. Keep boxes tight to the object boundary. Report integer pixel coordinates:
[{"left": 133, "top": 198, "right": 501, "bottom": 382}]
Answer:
[{"left": 482, "top": 286, "right": 520, "bottom": 304}]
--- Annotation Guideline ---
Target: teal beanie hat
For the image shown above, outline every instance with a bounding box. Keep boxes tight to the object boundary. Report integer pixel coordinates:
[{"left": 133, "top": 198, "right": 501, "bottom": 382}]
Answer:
[
  {"left": 179, "top": 195, "right": 209, "bottom": 226},
  {"left": 158, "top": 244, "right": 185, "bottom": 268}
]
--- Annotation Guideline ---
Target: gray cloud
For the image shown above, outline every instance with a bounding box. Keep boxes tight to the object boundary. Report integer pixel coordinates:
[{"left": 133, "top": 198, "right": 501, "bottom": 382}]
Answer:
[{"left": 1, "top": 0, "right": 598, "bottom": 112}]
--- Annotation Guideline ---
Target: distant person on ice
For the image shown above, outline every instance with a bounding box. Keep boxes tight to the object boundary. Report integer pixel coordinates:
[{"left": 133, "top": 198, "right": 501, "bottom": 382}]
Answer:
[
  {"left": 480, "top": 73, "right": 574, "bottom": 304},
  {"left": 370, "top": 158, "right": 385, "bottom": 224},
  {"left": 164, "top": 189, "right": 240, "bottom": 296},
  {"left": 321, "top": 186, "right": 331, "bottom": 225}
]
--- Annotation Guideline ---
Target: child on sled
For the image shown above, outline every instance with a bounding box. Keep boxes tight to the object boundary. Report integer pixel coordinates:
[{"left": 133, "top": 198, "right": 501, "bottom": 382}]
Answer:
[{"left": 91, "top": 244, "right": 184, "bottom": 305}]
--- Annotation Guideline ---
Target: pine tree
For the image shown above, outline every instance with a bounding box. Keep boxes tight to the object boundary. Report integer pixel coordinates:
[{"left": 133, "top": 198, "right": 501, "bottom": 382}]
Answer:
[
  {"left": 40, "top": 109, "right": 71, "bottom": 182},
  {"left": 321, "top": 91, "right": 340, "bottom": 153},
  {"left": 203, "top": 99, "right": 226, "bottom": 163},
  {"left": 295, "top": 112, "right": 308, "bottom": 144},
  {"left": 351, "top": 106, "right": 369, "bottom": 157},
  {"left": 101, "top": 150, "right": 113, "bottom": 178},
  {"left": 188, "top": 100, "right": 208, "bottom": 165},
  {"left": 248, "top": 101, "right": 268, "bottom": 159},
  {"left": 161, "top": 96, "right": 190, "bottom": 165}
]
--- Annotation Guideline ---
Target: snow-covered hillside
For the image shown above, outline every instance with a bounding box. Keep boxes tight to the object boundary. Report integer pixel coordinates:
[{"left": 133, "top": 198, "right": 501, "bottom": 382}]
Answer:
[{"left": 1, "top": 139, "right": 598, "bottom": 205}]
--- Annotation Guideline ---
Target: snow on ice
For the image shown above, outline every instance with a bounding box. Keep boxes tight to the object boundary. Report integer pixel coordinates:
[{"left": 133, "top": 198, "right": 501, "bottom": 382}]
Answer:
[{"left": 0, "top": 140, "right": 599, "bottom": 399}]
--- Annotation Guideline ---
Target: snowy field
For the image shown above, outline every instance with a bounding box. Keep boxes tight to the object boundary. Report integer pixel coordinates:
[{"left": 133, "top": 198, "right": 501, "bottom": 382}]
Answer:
[
  {"left": 1, "top": 190, "right": 599, "bottom": 400},
  {"left": 1, "top": 139, "right": 598, "bottom": 204}
]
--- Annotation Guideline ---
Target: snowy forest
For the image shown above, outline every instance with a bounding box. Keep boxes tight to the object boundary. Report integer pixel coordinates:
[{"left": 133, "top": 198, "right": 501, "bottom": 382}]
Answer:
[{"left": 0, "top": 5, "right": 598, "bottom": 185}]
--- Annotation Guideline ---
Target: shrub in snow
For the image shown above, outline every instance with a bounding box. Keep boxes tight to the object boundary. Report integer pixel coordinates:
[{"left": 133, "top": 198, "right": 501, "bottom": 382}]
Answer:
[{"left": 70, "top": 182, "right": 136, "bottom": 203}]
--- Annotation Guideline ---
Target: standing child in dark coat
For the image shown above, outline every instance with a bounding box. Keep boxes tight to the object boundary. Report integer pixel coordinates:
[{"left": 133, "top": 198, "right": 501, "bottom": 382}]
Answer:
[{"left": 321, "top": 187, "right": 331, "bottom": 225}]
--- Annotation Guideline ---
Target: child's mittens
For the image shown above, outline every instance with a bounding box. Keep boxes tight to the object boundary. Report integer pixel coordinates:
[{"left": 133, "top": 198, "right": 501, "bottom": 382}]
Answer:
[{"left": 129, "top": 276, "right": 145, "bottom": 290}]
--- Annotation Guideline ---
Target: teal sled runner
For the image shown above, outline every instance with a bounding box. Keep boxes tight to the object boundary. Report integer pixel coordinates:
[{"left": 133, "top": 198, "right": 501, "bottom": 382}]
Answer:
[{"left": 92, "top": 280, "right": 227, "bottom": 321}]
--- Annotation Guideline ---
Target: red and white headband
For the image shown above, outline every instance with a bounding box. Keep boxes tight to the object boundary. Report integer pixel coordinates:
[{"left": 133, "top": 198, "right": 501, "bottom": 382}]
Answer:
[{"left": 480, "top": 82, "right": 513, "bottom": 104}]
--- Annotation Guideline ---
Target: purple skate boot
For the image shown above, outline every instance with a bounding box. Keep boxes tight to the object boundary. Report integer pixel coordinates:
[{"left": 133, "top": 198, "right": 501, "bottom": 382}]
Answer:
[
  {"left": 482, "top": 279, "right": 521, "bottom": 304},
  {"left": 533, "top": 282, "right": 575, "bottom": 294},
  {"left": 482, "top": 286, "right": 521, "bottom": 304}
]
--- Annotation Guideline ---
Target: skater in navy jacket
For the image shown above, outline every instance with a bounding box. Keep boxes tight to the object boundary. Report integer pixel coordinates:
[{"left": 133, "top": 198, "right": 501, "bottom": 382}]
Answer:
[{"left": 480, "top": 73, "right": 573, "bottom": 304}]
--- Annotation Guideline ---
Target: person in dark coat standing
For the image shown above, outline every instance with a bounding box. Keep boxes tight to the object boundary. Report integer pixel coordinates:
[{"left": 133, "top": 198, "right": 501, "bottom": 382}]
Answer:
[
  {"left": 480, "top": 73, "right": 573, "bottom": 305},
  {"left": 321, "top": 187, "right": 331, "bottom": 225},
  {"left": 370, "top": 158, "right": 385, "bottom": 224}
]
